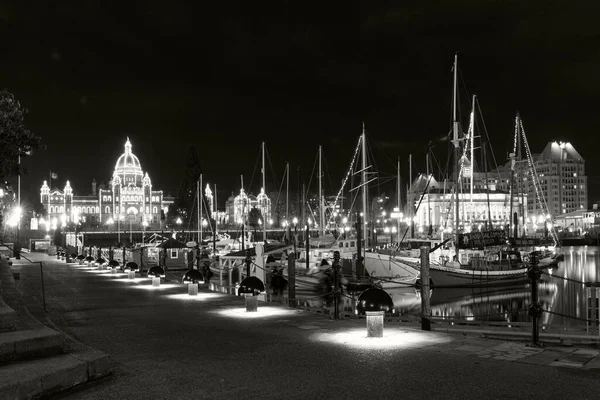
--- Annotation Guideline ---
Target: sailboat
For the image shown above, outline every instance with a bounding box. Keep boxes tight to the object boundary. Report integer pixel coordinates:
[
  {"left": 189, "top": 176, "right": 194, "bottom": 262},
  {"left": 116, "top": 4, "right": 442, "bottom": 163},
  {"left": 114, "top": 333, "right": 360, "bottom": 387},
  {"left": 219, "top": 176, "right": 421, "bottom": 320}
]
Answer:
[
  {"left": 355, "top": 126, "right": 421, "bottom": 288},
  {"left": 426, "top": 55, "right": 562, "bottom": 287}
]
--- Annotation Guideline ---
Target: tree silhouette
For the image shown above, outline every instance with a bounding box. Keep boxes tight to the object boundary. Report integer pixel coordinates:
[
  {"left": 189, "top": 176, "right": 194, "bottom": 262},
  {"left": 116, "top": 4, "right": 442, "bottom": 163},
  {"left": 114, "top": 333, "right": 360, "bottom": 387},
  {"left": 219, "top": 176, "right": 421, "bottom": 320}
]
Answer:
[
  {"left": 167, "top": 145, "right": 202, "bottom": 226},
  {"left": 248, "top": 207, "right": 263, "bottom": 240},
  {"left": 0, "top": 90, "right": 42, "bottom": 181}
]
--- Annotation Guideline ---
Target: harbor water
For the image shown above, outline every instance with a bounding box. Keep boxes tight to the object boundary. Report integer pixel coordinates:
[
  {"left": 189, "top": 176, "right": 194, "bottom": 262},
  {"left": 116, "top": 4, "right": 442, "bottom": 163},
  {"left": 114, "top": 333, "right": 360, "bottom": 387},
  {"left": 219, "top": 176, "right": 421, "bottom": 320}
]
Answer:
[{"left": 285, "top": 246, "right": 600, "bottom": 330}]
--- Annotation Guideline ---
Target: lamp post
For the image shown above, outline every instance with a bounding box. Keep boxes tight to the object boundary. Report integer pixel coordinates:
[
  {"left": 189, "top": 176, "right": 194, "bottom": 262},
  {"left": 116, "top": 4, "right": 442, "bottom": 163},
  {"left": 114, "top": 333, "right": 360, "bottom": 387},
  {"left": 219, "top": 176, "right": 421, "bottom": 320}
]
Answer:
[
  {"left": 15, "top": 154, "right": 20, "bottom": 259},
  {"left": 128, "top": 208, "right": 138, "bottom": 245},
  {"left": 142, "top": 219, "right": 148, "bottom": 246}
]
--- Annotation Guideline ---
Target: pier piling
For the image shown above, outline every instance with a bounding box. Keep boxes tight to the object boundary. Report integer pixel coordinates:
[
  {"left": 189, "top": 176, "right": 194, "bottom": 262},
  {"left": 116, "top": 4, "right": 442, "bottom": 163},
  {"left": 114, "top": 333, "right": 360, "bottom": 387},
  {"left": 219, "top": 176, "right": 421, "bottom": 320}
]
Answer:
[{"left": 420, "top": 246, "right": 431, "bottom": 331}]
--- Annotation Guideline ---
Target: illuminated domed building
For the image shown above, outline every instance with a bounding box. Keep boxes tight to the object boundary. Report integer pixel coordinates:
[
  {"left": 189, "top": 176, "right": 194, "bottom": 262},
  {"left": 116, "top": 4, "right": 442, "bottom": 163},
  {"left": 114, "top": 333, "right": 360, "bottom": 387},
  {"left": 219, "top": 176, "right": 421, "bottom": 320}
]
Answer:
[
  {"left": 40, "top": 138, "right": 174, "bottom": 229},
  {"left": 224, "top": 188, "right": 271, "bottom": 226}
]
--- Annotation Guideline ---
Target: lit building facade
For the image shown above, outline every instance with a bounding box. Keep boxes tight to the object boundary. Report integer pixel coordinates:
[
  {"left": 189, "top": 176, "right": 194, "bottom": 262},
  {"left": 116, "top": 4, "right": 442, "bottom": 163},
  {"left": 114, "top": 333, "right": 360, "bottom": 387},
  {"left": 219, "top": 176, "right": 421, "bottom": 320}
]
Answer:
[
  {"left": 40, "top": 138, "right": 174, "bottom": 229},
  {"left": 224, "top": 188, "right": 271, "bottom": 226}
]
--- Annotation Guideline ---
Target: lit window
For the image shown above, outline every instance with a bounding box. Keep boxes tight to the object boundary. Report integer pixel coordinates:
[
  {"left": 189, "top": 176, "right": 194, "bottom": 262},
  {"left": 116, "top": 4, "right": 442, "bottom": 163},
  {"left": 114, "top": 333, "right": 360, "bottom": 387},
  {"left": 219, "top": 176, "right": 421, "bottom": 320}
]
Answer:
[
  {"left": 105, "top": 206, "right": 110, "bottom": 213},
  {"left": 153, "top": 207, "right": 157, "bottom": 214},
  {"left": 170, "top": 249, "right": 178, "bottom": 259}
]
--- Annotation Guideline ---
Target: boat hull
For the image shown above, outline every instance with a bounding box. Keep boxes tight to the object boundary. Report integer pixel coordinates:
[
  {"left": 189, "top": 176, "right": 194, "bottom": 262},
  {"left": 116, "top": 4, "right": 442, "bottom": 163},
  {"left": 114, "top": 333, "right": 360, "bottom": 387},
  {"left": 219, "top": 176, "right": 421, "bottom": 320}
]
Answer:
[
  {"left": 363, "top": 252, "right": 420, "bottom": 288},
  {"left": 428, "top": 265, "right": 528, "bottom": 288}
]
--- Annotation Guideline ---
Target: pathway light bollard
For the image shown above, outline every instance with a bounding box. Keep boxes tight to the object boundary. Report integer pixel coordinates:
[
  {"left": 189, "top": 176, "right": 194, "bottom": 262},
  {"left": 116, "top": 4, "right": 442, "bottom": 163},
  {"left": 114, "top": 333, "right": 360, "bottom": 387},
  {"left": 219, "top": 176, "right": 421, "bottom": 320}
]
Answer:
[
  {"left": 124, "top": 262, "right": 138, "bottom": 279},
  {"left": 183, "top": 269, "right": 205, "bottom": 296},
  {"left": 109, "top": 260, "right": 120, "bottom": 274},
  {"left": 238, "top": 276, "right": 265, "bottom": 312},
  {"left": 527, "top": 251, "right": 544, "bottom": 347},
  {"left": 366, "top": 311, "right": 385, "bottom": 338},
  {"left": 357, "top": 288, "right": 394, "bottom": 338},
  {"left": 148, "top": 266, "right": 165, "bottom": 287}
]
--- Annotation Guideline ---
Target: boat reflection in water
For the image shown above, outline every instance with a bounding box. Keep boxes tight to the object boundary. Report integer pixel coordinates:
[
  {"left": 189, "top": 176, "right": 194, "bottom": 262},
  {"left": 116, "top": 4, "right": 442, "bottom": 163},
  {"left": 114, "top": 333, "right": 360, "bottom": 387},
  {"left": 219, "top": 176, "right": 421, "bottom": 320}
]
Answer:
[{"left": 293, "top": 283, "right": 557, "bottom": 323}]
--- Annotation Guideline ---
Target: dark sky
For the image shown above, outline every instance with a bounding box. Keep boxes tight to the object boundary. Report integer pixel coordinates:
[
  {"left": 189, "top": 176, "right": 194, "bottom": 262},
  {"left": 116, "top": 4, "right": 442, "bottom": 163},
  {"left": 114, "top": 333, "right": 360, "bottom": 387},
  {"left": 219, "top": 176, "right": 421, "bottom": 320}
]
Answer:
[{"left": 2, "top": 0, "right": 600, "bottom": 207}]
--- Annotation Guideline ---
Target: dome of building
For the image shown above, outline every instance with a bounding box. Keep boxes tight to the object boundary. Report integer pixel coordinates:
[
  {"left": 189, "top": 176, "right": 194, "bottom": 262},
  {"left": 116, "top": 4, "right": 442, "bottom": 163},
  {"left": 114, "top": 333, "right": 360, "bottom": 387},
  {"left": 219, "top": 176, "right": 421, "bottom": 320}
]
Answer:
[{"left": 114, "top": 138, "right": 144, "bottom": 186}]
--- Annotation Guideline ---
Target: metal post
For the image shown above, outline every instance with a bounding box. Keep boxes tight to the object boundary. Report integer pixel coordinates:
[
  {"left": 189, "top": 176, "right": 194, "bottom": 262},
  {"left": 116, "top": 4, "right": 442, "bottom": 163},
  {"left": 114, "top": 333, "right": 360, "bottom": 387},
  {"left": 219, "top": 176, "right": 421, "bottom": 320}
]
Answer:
[
  {"left": 245, "top": 250, "right": 251, "bottom": 278},
  {"left": 16, "top": 154, "right": 20, "bottom": 259},
  {"left": 527, "top": 252, "right": 543, "bottom": 347},
  {"left": 420, "top": 246, "right": 431, "bottom": 330},
  {"left": 38, "top": 262, "right": 47, "bottom": 312},
  {"left": 305, "top": 224, "right": 310, "bottom": 271},
  {"left": 333, "top": 251, "right": 341, "bottom": 319},
  {"left": 287, "top": 252, "right": 296, "bottom": 307}
]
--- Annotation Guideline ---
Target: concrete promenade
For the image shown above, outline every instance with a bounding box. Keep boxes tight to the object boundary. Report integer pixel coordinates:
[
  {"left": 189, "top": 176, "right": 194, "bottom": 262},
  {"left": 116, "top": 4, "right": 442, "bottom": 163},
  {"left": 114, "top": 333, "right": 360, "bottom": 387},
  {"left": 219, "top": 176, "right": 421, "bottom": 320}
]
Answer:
[{"left": 6, "top": 253, "right": 600, "bottom": 399}]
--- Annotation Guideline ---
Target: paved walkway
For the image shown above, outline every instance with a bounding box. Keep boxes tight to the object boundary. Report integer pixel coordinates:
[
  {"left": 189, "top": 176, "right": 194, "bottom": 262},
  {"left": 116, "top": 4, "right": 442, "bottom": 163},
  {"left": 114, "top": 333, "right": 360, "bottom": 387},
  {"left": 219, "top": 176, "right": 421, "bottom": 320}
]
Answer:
[{"left": 7, "top": 253, "right": 600, "bottom": 399}]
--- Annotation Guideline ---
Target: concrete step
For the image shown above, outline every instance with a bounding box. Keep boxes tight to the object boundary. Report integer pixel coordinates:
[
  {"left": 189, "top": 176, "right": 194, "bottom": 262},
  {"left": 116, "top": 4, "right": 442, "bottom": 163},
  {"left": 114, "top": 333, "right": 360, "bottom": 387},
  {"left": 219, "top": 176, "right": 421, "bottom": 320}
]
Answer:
[
  {"left": 0, "top": 300, "right": 16, "bottom": 332},
  {"left": 0, "top": 348, "right": 111, "bottom": 399},
  {"left": 0, "top": 326, "right": 64, "bottom": 363}
]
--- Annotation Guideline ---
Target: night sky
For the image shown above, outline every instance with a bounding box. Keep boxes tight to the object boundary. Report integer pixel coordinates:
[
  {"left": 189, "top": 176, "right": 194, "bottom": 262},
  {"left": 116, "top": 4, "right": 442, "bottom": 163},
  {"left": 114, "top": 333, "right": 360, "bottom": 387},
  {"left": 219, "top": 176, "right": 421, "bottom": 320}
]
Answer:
[{"left": 2, "top": 1, "right": 600, "bottom": 207}]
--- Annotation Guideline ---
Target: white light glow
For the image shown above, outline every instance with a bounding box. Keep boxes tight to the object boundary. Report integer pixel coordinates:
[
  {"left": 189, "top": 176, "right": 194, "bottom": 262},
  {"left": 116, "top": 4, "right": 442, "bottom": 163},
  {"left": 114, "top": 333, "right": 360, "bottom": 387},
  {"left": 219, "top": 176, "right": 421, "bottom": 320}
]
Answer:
[
  {"left": 111, "top": 278, "right": 145, "bottom": 283},
  {"left": 311, "top": 328, "right": 451, "bottom": 350},
  {"left": 213, "top": 306, "right": 301, "bottom": 319},
  {"left": 128, "top": 283, "right": 179, "bottom": 290},
  {"left": 164, "top": 293, "right": 225, "bottom": 301}
]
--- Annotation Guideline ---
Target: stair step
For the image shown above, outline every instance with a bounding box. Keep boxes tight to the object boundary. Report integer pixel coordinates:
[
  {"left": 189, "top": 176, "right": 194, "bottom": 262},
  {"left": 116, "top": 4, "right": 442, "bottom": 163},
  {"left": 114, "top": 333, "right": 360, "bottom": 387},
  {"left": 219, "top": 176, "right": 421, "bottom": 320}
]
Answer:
[
  {"left": 0, "top": 326, "right": 64, "bottom": 363},
  {"left": 0, "top": 300, "right": 16, "bottom": 331},
  {"left": 0, "top": 349, "right": 111, "bottom": 399}
]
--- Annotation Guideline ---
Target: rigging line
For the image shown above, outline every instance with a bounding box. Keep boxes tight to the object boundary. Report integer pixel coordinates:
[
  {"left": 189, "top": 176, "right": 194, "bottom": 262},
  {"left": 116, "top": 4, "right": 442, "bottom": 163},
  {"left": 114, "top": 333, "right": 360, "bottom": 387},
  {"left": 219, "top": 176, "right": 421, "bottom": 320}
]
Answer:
[
  {"left": 328, "top": 135, "right": 362, "bottom": 220},
  {"left": 305, "top": 150, "right": 319, "bottom": 199},
  {"left": 272, "top": 164, "right": 288, "bottom": 220},
  {"left": 246, "top": 143, "right": 262, "bottom": 194},
  {"left": 264, "top": 144, "right": 280, "bottom": 190},
  {"left": 474, "top": 97, "right": 501, "bottom": 179}
]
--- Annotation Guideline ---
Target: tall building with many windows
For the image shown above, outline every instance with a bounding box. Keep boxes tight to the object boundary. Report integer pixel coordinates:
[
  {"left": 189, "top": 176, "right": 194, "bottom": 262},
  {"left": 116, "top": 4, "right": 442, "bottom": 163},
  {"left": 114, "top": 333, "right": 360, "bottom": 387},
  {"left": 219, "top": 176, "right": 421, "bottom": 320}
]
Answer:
[
  {"left": 528, "top": 141, "right": 587, "bottom": 216},
  {"left": 40, "top": 138, "right": 174, "bottom": 229}
]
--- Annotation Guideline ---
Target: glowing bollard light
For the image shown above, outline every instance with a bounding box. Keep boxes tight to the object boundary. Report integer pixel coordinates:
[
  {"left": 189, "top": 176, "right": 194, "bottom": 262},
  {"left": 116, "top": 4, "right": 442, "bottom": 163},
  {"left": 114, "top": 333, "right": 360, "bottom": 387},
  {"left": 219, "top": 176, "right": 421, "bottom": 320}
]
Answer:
[
  {"left": 108, "top": 259, "right": 120, "bottom": 274},
  {"left": 147, "top": 266, "right": 166, "bottom": 287},
  {"left": 357, "top": 288, "right": 395, "bottom": 338},
  {"left": 96, "top": 257, "right": 106, "bottom": 270},
  {"left": 238, "top": 276, "right": 265, "bottom": 313},
  {"left": 124, "top": 262, "right": 139, "bottom": 280},
  {"left": 182, "top": 269, "right": 205, "bottom": 296},
  {"left": 365, "top": 311, "right": 385, "bottom": 338},
  {"left": 84, "top": 256, "right": 95, "bottom": 267},
  {"left": 76, "top": 255, "right": 85, "bottom": 265}
]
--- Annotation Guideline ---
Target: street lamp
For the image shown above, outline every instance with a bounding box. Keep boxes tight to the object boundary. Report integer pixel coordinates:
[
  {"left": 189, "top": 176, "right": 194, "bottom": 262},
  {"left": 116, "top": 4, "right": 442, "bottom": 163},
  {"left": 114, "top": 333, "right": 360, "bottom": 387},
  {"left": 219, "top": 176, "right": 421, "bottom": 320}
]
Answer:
[
  {"left": 142, "top": 219, "right": 148, "bottom": 246},
  {"left": 128, "top": 208, "right": 138, "bottom": 245}
]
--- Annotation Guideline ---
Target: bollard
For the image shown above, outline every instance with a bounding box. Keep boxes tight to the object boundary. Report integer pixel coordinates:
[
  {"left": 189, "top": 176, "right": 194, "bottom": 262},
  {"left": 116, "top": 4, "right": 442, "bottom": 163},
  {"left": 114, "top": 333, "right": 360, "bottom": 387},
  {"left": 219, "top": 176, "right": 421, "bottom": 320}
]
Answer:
[
  {"left": 366, "top": 311, "right": 385, "bottom": 338},
  {"left": 287, "top": 253, "right": 296, "bottom": 307},
  {"left": 111, "top": 267, "right": 117, "bottom": 274},
  {"left": 333, "top": 251, "right": 341, "bottom": 319},
  {"left": 420, "top": 246, "right": 431, "bottom": 331},
  {"left": 245, "top": 293, "right": 258, "bottom": 312},
  {"left": 188, "top": 283, "right": 198, "bottom": 296},
  {"left": 152, "top": 277, "right": 161, "bottom": 287},
  {"left": 128, "top": 271, "right": 135, "bottom": 279},
  {"left": 527, "top": 252, "right": 543, "bottom": 347}
]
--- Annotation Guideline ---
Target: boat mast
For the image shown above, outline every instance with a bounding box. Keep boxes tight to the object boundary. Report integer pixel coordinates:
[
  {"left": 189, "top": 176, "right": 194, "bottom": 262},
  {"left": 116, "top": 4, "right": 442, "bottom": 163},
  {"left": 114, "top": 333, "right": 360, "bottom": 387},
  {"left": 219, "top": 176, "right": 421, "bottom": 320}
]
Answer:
[
  {"left": 199, "top": 174, "right": 203, "bottom": 243},
  {"left": 197, "top": 180, "right": 200, "bottom": 243},
  {"left": 214, "top": 184, "right": 218, "bottom": 254},
  {"left": 397, "top": 156, "right": 401, "bottom": 242},
  {"left": 262, "top": 141, "right": 266, "bottom": 242},
  {"left": 426, "top": 152, "right": 431, "bottom": 237},
  {"left": 452, "top": 53, "right": 461, "bottom": 261},
  {"left": 319, "top": 145, "right": 325, "bottom": 236},
  {"left": 470, "top": 95, "right": 475, "bottom": 206},
  {"left": 409, "top": 153, "right": 413, "bottom": 238},
  {"left": 361, "top": 123, "right": 368, "bottom": 251},
  {"left": 285, "top": 162, "right": 289, "bottom": 224}
]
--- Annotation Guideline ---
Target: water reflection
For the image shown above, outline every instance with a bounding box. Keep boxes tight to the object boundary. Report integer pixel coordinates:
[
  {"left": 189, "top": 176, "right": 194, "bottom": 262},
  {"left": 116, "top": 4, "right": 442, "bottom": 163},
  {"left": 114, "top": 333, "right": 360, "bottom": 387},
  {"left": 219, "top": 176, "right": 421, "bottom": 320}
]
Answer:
[{"left": 290, "top": 246, "right": 599, "bottom": 329}]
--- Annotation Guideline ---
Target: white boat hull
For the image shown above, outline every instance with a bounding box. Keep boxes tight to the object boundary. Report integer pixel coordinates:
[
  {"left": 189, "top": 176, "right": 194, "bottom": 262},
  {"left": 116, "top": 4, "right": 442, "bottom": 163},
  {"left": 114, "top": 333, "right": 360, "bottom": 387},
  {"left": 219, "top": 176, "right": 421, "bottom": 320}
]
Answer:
[{"left": 363, "top": 252, "right": 420, "bottom": 288}]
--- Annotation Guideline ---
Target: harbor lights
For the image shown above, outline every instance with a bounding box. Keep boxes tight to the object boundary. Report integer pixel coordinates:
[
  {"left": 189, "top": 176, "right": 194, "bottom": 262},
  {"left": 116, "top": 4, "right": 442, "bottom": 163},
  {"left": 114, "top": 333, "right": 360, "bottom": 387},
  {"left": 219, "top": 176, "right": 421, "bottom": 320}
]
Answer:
[
  {"left": 108, "top": 259, "right": 120, "bottom": 273},
  {"left": 124, "top": 261, "right": 139, "bottom": 279},
  {"left": 357, "top": 288, "right": 395, "bottom": 338},
  {"left": 238, "top": 276, "right": 265, "bottom": 312},
  {"left": 182, "top": 269, "right": 205, "bottom": 295},
  {"left": 147, "top": 265, "right": 165, "bottom": 287}
]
